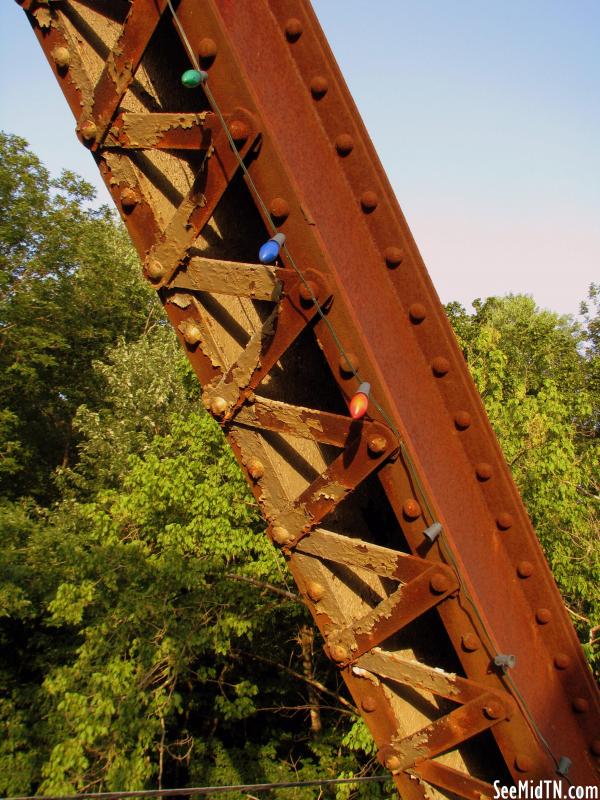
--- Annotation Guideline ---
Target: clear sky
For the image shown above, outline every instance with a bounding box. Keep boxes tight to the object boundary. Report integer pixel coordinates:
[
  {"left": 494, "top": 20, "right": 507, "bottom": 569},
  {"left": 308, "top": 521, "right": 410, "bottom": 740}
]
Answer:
[{"left": 1, "top": 1, "right": 598, "bottom": 317}]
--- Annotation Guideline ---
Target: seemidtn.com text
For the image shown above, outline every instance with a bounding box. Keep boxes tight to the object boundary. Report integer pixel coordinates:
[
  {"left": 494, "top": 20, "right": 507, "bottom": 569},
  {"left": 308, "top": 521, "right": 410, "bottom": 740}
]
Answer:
[{"left": 494, "top": 782, "right": 598, "bottom": 800}]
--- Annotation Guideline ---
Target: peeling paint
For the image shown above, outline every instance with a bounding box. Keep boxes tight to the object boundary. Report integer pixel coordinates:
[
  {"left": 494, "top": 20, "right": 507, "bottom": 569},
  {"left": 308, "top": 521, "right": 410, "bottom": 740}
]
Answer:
[
  {"left": 33, "top": 7, "right": 52, "bottom": 28},
  {"left": 389, "top": 728, "right": 430, "bottom": 770},
  {"left": 297, "top": 529, "right": 399, "bottom": 577},
  {"left": 351, "top": 666, "right": 381, "bottom": 687},
  {"left": 118, "top": 112, "right": 209, "bottom": 148},
  {"left": 171, "top": 256, "right": 281, "bottom": 301},
  {"left": 358, "top": 650, "right": 461, "bottom": 698},
  {"left": 169, "top": 293, "right": 192, "bottom": 309},
  {"left": 313, "top": 482, "right": 347, "bottom": 503}
]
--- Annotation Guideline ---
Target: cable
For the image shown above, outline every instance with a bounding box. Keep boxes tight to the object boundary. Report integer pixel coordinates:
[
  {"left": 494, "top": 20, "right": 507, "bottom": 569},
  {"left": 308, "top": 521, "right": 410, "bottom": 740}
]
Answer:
[{"left": 2, "top": 775, "right": 390, "bottom": 800}]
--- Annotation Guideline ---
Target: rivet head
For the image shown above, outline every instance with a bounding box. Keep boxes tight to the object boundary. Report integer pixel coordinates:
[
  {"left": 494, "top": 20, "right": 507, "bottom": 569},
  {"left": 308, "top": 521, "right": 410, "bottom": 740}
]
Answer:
[
  {"left": 385, "top": 755, "right": 401, "bottom": 772},
  {"left": 431, "top": 356, "right": 450, "bottom": 376},
  {"left": 145, "top": 258, "right": 166, "bottom": 281},
  {"left": 572, "top": 697, "right": 589, "bottom": 713},
  {"left": 535, "top": 608, "right": 551, "bottom": 625},
  {"left": 269, "top": 197, "right": 290, "bottom": 222},
  {"left": 299, "top": 280, "right": 319, "bottom": 304},
  {"left": 430, "top": 572, "right": 451, "bottom": 594},
  {"left": 247, "top": 459, "right": 264, "bottom": 482},
  {"left": 517, "top": 561, "right": 534, "bottom": 578},
  {"left": 52, "top": 46, "right": 70, "bottom": 69},
  {"left": 554, "top": 652, "right": 571, "bottom": 670},
  {"left": 306, "top": 580, "right": 325, "bottom": 602},
  {"left": 590, "top": 739, "right": 600, "bottom": 756},
  {"left": 228, "top": 120, "right": 249, "bottom": 143},
  {"left": 514, "top": 755, "right": 533, "bottom": 773},
  {"left": 209, "top": 396, "right": 228, "bottom": 417},
  {"left": 198, "top": 37, "right": 217, "bottom": 62},
  {"left": 403, "top": 499, "right": 421, "bottom": 520},
  {"left": 284, "top": 18, "right": 303, "bottom": 42},
  {"left": 120, "top": 187, "right": 140, "bottom": 211},
  {"left": 335, "top": 133, "right": 354, "bottom": 156},
  {"left": 310, "top": 75, "right": 328, "bottom": 99},
  {"left": 182, "top": 321, "right": 203, "bottom": 346},
  {"left": 361, "top": 694, "right": 377, "bottom": 713},
  {"left": 496, "top": 512, "right": 514, "bottom": 531},
  {"left": 79, "top": 120, "right": 97, "bottom": 141},
  {"left": 360, "top": 190, "right": 378, "bottom": 213},
  {"left": 271, "top": 526, "right": 293, "bottom": 546},
  {"left": 329, "top": 643, "right": 349, "bottom": 662},
  {"left": 367, "top": 435, "right": 388, "bottom": 456},
  {"left": 338, "top": 352, "right": 359, "bottom": 377},
  {"left": 475, "top": 462, "right": 493, "bottom": 481},
  {"left": 454, "top": 410, "right": 472, "bottom": 430},
  {"left": 384, "top": 246, "right": 403, "bottom": 268},
  {"left": 461, "top": 633, "right": 480, "bottom": 652},
  {"left": 408, "top": 303, "right": 426, "bottom": 324},
  {"left": 483, "top": 700, "right": 503, "bottom": 720}
]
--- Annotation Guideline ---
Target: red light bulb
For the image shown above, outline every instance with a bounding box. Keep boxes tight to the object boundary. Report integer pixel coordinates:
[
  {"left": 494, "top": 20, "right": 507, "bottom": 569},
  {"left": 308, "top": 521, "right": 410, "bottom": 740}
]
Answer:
[{"left": 350, "top": 382, "right": 371, "bottom": 419}]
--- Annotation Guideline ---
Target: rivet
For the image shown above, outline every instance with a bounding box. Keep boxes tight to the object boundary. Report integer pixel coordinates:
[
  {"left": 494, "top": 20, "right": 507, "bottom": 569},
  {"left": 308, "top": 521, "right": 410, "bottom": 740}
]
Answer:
[
  {"left": 590, "top": 739, "right": 600, "bottom": 756},
  {"left": 209, "top": 396, "right": 228, "bottom": 417},
  {"left": 120, "top": 187, "right": 139, "bottom": 211},
  {"left": 535, "top": 608, "right": 551, "bottom": 625},
  {"left": 306, "top": 580, "right": 325, "bottom": 602},
  {"left": 247, "top": 459, "right": 264, "bottom": 481},
  {"left": 517, "top": 561, "right": 533, "bottom": 578},
  {"left": 408, "top": 303, "right": 426, "bottom": 324},
  {"left": 145, "top": 258, "right": 166, "bottom": 281},
  {"left": 284, "top": 18, "right": 303, "bottom": 42},
  {"left": 338, "top": 352, "right": 359, "bottom": 377},
  {"left": 496, "top": 512, "right": 514, "bottom": 531},
  {"left": 361, "top": 694, "right": 377, "bottom": 713},
  {"left": 198, "top": 37, "right": 217, "bottom": 63},
  {"left": 228, "top": 120, "right": 249, "bottom": 143},
  {"left": 367, "top": 435, "right": 388, "bottom": 456},
  {"left": 335, "top": 133, "right": 354, "bottom": 156},
  {"left": 475, "top": 462, "right": 493, "bottom": 481},
  {"left": 329, "top": 643, "right": 349, "bottom": 662},
  {"left": 572, "top": 697, "right": 589, "bottom": 713},
  {"left": 299, "top": 280, "right": 319, "bottom": 304},
  {"left": 385, "top": 755, "right": 401, "bottom": 772},
  {"left": 403, "top": 499, "right": 421, "bottom": 520},
  {"left": 431, "top": 357, "right": 450, "bottom": 377},
  {"left": 514, "top": 755, "right": 533, "bottom": 773},
  {"left": 79, "top": 120, "right": 97, "bottom": 141},
  {"left": 554, "top": 653, "right": 571, "bottom": 670},
  {"left": 483, "top": 700, "right": 503, "bottom": 720},
  {"left": 360, "top": 190, "right": 378, "bottom": 213},
  {"left": 429, "top": 572, "right": 451, "bottom": 594},
  {"left": 271, "top": 526, "right": 293, "bottom": 546},
  {"left": 52, "top": 46, "right": 70, "bottom": 69},
  {"left": 182, "top": 321, "right": 203, "bottom": 346},
  {"left": 310, "top": 75, "right": 328, "bottom": 99},
  {"left": 269, "top": 197, "right": 290, "bottom": 222},
  {"left": 454, "top": 411, "right": 472, "bottom": 430},
  {"left": 384, "top": 246, "right": 403, "bottom": 268},
  {"left": 461, "top": 633, "right": 480, "bottom": 652}
]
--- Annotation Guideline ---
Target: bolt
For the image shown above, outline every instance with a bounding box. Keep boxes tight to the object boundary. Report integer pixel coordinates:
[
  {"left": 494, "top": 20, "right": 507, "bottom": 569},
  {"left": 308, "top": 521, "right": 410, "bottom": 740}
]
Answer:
[
  {"left": 198, "top": 37, "right": 217, "bottom": 63},
  {"left": 454, "top": 410, "right": 472, "bottom": 430},
  {"left": 517, "top": 560, "right": 534, "bottom": 578},
  {"left": 271, "top": 526, "right": 293, "bottom": 546},
  {"left": 269, "top": 197, "right": 290, "bottom": 222},
  {"left": 461, "top": 633, "right": 480, "bottom": 652},
  {"left": 554, "top": 653, "right": 571, "bottom": 670},
  {"left": 360, "top": 190, "right": 378, "bottom": 213},
  {"left": 229, "top": 120, "right": 249, "bottom": 143},
  {"left": 572, "top": 697, "right": 589, "bottom": 713},
  {"left": 284, "top": 17, "right": 302, "bottom": 42},
  {"left": 475, "top": 462, "right": 493, "bottom": 481},
  {"left": 535, "top": 608, "right": 551, "bottom": 625},
  {"left": 209, "top": 396, "right": 228, "bottom": 417},
  {"left": 299, "top": 281, "right": 319, "bottom": 304},
  {"left": 306, "top": 580, "right": 325, "bottom": 602},
  {"left": 120, "top": 187, "right": 140, "bottom": 211},
  {"left": 431, "top": 356, "right": 450, "bottom": 376},
  {"left": 145, "top": 257, "right": 166, "bottom": 281},
  {"left": 338, "top": 352, "right": 359, "bottom": 377},
  {"left": 247, "top": 459, "right": 264, "bottom": 481},
  {"left": 430, "top": 572, "right": 451, "bottom": 594},
  {"left": 310, "top": 75, "right": 328, "bottom": 99},
  {"left": 367, "top": 435, "right": 388, "bottom": 456},
  {"left": 182, "top": 322, "right": 203, "bottom": 346},
  {"left": 403, "top": 499, "right": 421, "bottom": 520},
  {"left": 329, "top": 643, "right": 349, "bottom": 663},
  {"left": 385, "top": 755, "right": 401, "bottom": 772},
  {"left": 408, "top": 303, "right": 426, "bottom": 323},
  {"left": 483, "top": 700, "right": 503, "bottom": 720},
  {"left": 335, "top": 133, "right": 354, "bottom": 156},
  {"left": 496, "top": 512, "right": 514, "bottom": 531},
  {"left": 514, "top": 755, "right": 533, "bottom": 773},
  {"left": 361, "top": 694, "right": 377, "bottom": 712},
  {"left": 384, "top": 246, "right": 404, "bottom": 268},
  {"left": 52, "top": 46, "right": 70, "bottom": 69},
  {"left": 79, "top": 120, "right": 97, "bottom": 142}
]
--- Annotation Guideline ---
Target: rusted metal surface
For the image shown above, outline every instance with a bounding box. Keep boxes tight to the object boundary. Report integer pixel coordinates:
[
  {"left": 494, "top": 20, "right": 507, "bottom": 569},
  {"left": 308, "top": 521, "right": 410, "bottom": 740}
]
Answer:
[{"left": 18, "top": 0, "right": 599, "bottom": 795}]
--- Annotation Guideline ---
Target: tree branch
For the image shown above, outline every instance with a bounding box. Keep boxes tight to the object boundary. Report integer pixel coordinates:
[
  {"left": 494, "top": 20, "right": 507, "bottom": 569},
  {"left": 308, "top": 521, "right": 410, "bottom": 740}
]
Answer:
[{"left": 224, "top": 573, "right": 301, "bottom": 603}]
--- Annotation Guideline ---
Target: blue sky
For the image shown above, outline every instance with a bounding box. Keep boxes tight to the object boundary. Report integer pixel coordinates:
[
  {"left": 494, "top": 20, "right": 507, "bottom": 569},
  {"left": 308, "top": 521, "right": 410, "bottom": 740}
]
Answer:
[{"left": 1, "top": 1, "right": 598, "bottom": 317}]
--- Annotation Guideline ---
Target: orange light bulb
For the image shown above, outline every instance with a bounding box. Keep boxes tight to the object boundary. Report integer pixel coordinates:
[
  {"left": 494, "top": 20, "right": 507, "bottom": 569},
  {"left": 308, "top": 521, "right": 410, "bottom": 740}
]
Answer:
[{"left": 350, "top": 382, "right": 371, "bottom": 419}]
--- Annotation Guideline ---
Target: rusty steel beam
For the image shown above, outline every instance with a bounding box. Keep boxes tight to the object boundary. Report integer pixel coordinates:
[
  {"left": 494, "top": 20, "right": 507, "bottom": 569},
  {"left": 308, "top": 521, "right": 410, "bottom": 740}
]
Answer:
[{"left": 17, "top": 0, "right": 599, "bottom": 795}]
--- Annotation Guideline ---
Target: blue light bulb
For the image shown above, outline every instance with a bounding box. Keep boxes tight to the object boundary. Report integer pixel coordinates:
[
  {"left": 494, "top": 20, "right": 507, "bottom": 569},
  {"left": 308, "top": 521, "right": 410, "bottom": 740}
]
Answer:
[
  {"left": 259, "top": 233, "right": 286, "bottom": 264},
  {"left": 181, "top": 69, "right": 208, "bottom": 88}
]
